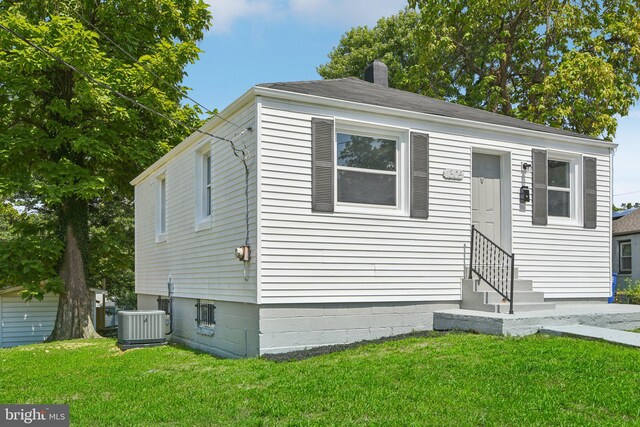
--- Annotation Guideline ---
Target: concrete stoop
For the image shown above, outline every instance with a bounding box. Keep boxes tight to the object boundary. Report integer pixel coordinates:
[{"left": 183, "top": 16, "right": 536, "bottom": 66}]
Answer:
[
  {"left": 461, "top": 278, "right": 556, "bottom": 313},
  {"left": 433, "top": 304, "right": 640, "bottom": 336}
]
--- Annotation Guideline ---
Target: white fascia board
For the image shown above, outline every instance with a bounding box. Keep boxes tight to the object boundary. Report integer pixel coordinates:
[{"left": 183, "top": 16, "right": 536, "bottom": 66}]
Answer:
[
  {"left": 253, "top": 86, "right": 618, "bottom": 150},
  {"left": 130, "top": 88, "right": 256, "bottom": 186}
]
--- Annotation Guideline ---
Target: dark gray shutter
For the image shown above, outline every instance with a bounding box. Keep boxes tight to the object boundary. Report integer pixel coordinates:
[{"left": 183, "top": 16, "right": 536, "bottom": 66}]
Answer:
[
  {"left": 583, "top": 156, "right": 597, "bottom": 229},
  {"left": 311, "top": 118, "right": 334, "bottom": 212},
  {"left": 532, "top": 149, "right": 548, "bottom": 226},
  {"left": 410, "top": 132, "right": 429, "bottom": 219}
]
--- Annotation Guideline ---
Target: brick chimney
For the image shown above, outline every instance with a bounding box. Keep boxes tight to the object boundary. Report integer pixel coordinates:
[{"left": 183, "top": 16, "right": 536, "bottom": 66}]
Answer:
[{"left": 364, "top": 60, "right": 388, "bottom": 87}]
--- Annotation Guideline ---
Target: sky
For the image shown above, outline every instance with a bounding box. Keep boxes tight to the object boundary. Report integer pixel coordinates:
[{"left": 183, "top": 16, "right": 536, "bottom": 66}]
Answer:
[{"left": 183, "top": 0, "right": 640, "bottom": 206}]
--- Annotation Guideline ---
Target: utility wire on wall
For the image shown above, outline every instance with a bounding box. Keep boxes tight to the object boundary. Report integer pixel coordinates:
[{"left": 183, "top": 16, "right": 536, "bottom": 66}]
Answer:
[{"left": 0, "top": 22, "right": 253, "bottom": 276}]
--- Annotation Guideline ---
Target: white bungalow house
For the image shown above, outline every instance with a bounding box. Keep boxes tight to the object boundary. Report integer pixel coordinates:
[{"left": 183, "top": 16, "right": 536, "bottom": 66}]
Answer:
[{"left": 132, "top": 61, "right": 614, "bottom": 358}]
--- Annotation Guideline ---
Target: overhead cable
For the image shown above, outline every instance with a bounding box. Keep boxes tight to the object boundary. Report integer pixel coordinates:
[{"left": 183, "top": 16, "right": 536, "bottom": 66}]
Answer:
[
  {"left": 0, "top": 22, "right": 239, "bottom": 146},
  {"left": 71, "top": 10, "right": 244, "bottom": 132}
]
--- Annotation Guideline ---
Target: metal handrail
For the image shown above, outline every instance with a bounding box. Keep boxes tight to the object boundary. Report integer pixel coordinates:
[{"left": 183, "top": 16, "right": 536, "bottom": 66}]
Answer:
[{"left": 468, "top": 225, "right": 515, "bottom": 314}]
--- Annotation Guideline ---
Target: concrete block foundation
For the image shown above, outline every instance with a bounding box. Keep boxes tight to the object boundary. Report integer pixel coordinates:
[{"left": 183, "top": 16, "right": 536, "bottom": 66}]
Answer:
[
  {"left": 138, "top": 295, "right": 458, "bottom": 357},
  {"left": 137, "top": 294, "right": 260, "bottom": 358},
  {"left": 259, "top": 301, "right": 459, "bottom": 354}
]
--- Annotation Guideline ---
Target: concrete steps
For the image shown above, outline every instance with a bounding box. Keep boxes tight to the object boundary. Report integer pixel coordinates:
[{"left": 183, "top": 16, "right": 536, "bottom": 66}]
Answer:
[
  {"left": 474, "top": 279, "right": 534, "bottom": 293},
  {"left": 461, "top": 278, "right": 556, "bottom": 313}
]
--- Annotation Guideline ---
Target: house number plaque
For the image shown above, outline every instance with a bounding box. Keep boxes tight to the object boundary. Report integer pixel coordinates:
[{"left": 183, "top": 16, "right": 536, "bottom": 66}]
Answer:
[{"left": 443, "top": 169, "right": 464, "bottom": 181}]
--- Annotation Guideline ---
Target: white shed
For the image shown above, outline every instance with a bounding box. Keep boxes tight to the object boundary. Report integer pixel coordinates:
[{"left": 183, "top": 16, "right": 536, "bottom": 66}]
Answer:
[{"left": 0, "top": 287, "right": 58, "bottom": 348}]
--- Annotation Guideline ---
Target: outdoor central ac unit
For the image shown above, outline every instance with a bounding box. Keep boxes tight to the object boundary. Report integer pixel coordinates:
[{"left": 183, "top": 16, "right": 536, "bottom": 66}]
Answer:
[{"left": 117, "top": 310, "right": 166, "bottom": 349}]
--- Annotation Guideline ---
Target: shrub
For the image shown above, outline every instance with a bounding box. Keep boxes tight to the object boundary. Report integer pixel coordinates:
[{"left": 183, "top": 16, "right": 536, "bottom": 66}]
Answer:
[{"left": 616, "top": 278, "right": 640, "bottom": 304}]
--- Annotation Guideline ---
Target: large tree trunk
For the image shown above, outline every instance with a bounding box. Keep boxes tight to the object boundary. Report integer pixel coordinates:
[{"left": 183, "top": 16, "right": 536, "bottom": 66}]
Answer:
[{"left": 47, "top": 198, "right": 100, "bottom": 341}]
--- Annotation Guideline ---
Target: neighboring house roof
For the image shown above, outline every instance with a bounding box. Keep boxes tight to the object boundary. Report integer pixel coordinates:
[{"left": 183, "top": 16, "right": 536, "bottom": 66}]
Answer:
[
  {"left": 613, "top": 207, "right": 638, "bottom": 220},
  {"left": 257, "top": 77, "right": 601, "bottom": 142},
  {"left": 0, "top": 286, "right": 23, "bottom": 295},
  {"left": 613, "top": 208, "right": 640, "bottom": 236}
]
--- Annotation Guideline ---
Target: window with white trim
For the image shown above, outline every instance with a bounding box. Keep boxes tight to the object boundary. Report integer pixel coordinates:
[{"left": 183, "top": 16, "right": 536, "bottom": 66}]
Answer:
[
  {"left": 195, "top": 145, "right": 212, "bottom": 226},
  {"left": 546, "top": 153, "right": 581, "bottom": 224},
  {"left": 334, "top": 124, "right": 407, "bottom": 214},
  {"left": 204, "top": 153, "right": 212, "bottom": 216},
  {"left": 156, "top": 174, "right": 167, "bottom": 241},
  {"left": 620, "top": 241, "right": 632, "bottom": 274},
  {"left": 548, "top": 159, "right": 571, "bottom": 217},
  {"left": 337, "top": 132, "right": 397, "bottom": 206}
]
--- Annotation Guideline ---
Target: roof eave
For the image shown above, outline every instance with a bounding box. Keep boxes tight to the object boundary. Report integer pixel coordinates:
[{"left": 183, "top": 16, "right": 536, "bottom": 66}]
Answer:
[
  {"left": 130, "top": 87, "right": 257, "bottom": 186},
  {"left": 613, "top": 230, "right": 640, "bottom": 237},
  {"left": 254, "top": 86, "right": 617, "bottom": 150},
  {"left": 0, "top": 286, "right": 23, "bottom": 295}
]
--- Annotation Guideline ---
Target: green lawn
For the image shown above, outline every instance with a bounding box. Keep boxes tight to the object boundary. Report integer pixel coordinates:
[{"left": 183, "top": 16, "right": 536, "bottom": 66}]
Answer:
[{"left": 1, "top": 333, "right": 639, "bottom": 426}]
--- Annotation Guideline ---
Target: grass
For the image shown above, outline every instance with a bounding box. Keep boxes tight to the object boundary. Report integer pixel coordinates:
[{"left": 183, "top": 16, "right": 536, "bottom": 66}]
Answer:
[{"left": 1, "top": 333, "right": 640, "bottom": 426}]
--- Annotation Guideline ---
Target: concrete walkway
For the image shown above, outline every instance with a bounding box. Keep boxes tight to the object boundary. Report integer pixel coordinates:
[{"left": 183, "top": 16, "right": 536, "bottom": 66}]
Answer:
[
  {"left": 540, "top": 324, "right": 640, "bottom": 348},
  {"left": 433, "top": 303, "right": 640, "bottom": 336}
]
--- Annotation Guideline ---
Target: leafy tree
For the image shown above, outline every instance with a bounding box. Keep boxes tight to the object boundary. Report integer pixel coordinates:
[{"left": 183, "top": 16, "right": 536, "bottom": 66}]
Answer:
[
  {"left": 0, "top": 202, "right": 63, "bottom": 296},
  {"left": 0, "top": 1, "right": 210, "bottom": 340},
  {"left": 87, "top": 193, "right": 136, "bottom": 310},
  {"left": 616, "top": 202, "right": 640, "bottom": 210},
  {"left": 318, "top": 8, "right": 423, "bottom": 94},
  {"left": 319, "top": 2, "right": 640, "bottom": 140}
]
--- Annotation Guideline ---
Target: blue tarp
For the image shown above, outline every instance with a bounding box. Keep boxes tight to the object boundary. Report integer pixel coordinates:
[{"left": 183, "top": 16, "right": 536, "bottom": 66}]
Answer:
[{"left": 613, "top": 208, "right": 637, "bottom": 219}]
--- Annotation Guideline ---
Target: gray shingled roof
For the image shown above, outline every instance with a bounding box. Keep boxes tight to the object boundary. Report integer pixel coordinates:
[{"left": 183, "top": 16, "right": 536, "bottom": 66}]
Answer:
[
  {"left": 257, "top": 77, "right": 600, "bottom": 142},
  {"left": 613, "top": 208, "right": 640, "bottom": 236}
]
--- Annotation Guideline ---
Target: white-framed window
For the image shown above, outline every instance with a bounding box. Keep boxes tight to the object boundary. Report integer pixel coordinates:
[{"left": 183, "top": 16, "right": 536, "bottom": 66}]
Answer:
[
  {"left": 334, "top": 122, "right": 408, "bottom": 215},
  {"left": 195, "top": 144, "right": 213, "bottom": 229},
  {"left": 620, "top": 241, "right": 632, "bottom": 274},
  {"left": 547, "top": 152, "right": 582, "bottom": 225},
  {"left": 548, "top": 159, "right": 571, "bottom": 217},
  {"left": 156, "top": 173, "right": 167, "bottom": 242}
]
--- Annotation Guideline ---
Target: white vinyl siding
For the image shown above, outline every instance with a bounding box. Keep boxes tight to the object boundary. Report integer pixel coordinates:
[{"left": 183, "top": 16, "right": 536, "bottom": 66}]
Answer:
[
  {"left": 513, "top": 151, "right": 610, "bottom": 298},
  {"left": 134, "top": 103, "right": 257, "bottom": 303},
  {"left": 258, "top": 99, "right": 612, "bottom": 303},
  {"left": 259, "top": 105, "right": 469, "bottom": 304},
  {"left": 0, "top": 291, "right": 58, "bottom": 348},
  {"left": 134, "top": 92, "right": 612, "bottom": 306}
]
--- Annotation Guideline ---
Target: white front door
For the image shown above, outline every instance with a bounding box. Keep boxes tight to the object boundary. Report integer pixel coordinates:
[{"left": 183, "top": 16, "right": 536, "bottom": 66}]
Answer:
[{"left": 472, "top": 153, "right": 502, "bottom": 245}]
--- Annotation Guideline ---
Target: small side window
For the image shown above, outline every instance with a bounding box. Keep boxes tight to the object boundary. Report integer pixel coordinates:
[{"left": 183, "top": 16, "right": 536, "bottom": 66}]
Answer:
[
  {"left": 156, "top": 174, "right": 167, "bottom": 241},
  {"left": 620, "top": 241, "right": 632, "bottom": 274},
  {"left": 195, "top": 300, "right": 216, "bottom": 327},
  {"left": 195, "top": 145, "right": 213, "bottom": 228},
  {"left": 547, "top": 159, "right": 571, "bottom": 218}
]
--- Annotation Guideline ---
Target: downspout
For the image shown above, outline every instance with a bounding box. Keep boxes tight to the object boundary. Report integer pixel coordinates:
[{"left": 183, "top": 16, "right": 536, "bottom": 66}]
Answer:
[{"left": 167, "top": 275, "right": 174, "bottom": 336}]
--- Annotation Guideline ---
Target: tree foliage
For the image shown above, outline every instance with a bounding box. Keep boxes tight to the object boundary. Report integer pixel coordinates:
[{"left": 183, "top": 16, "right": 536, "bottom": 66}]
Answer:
[
  {"left": 0, "top": 203, "right": 63, "bottom": 298},
  {"left": 0, "top": 0, "right": 211, "bottom": 339},
  {"left": 318, "top": 2, "right": 640, "bottom": 140},
  {"left": 87, "top": 193, "right": 136, "bottom": 310}
]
